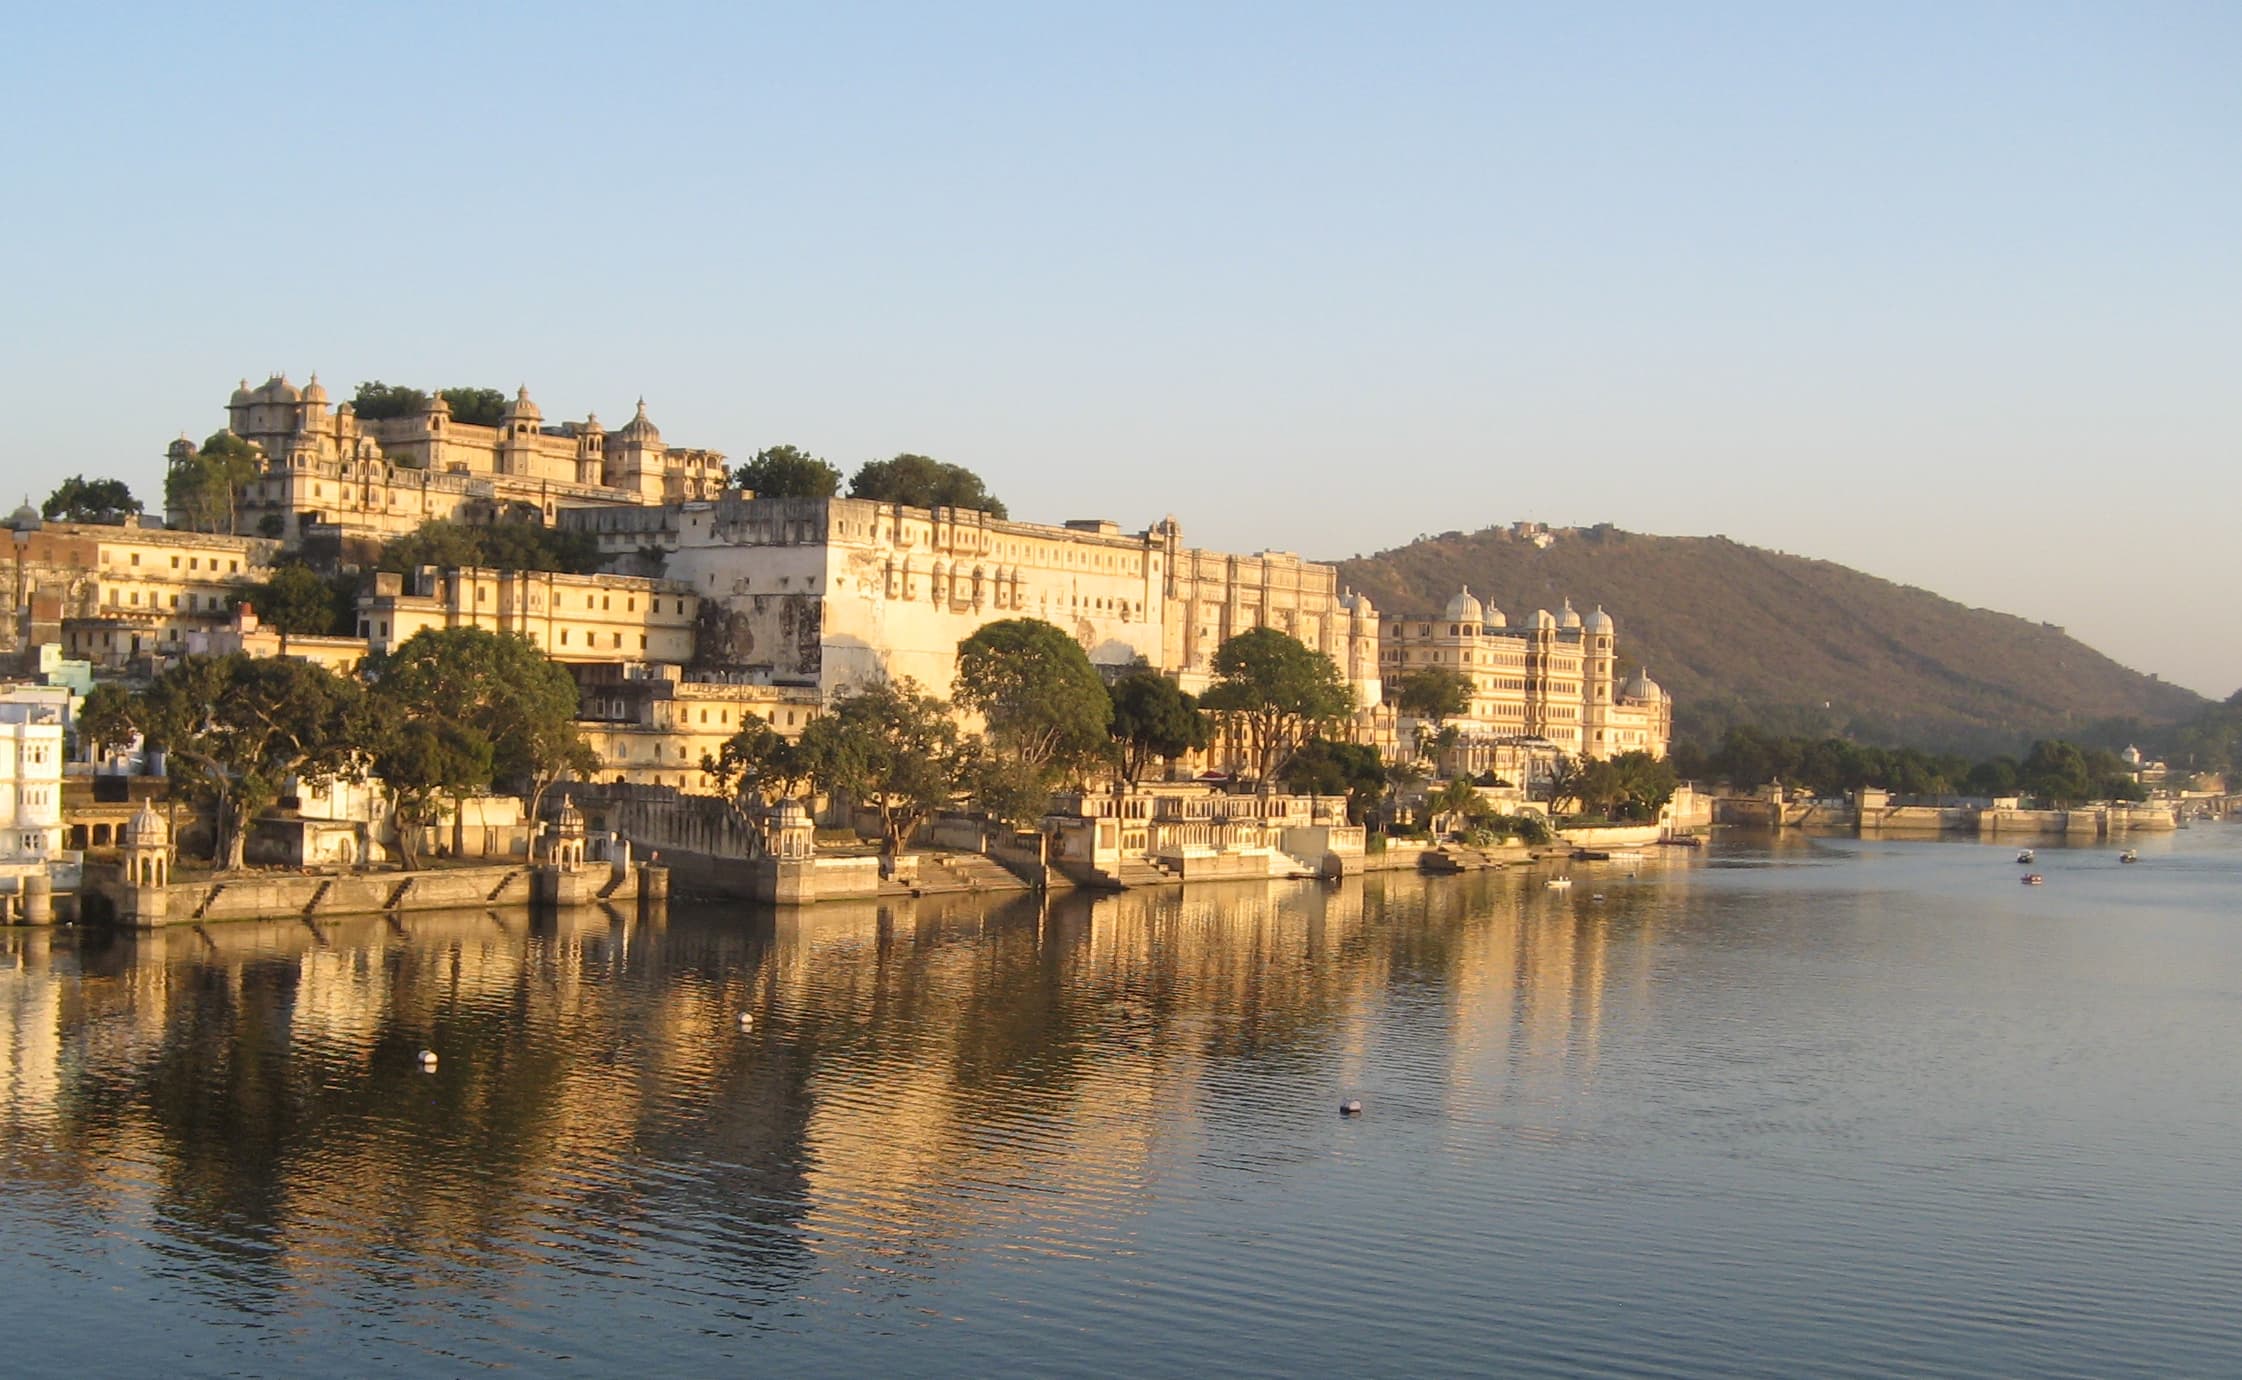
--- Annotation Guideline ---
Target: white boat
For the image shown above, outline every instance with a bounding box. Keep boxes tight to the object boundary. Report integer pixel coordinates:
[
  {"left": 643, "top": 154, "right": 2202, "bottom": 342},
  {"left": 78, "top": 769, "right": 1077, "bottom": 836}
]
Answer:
[
  {"left": 1543, "top": 876, "right": 1573, "bottom": 890},
  {"left": 2119, "top": 849, "right": 2140, "bottom": 864},
  {"left": 2016, "top": 849, "right": 2036, "bottom": 864},
  {"left": 2021, "top": 873, "right": 2045, "bottom": 886}
]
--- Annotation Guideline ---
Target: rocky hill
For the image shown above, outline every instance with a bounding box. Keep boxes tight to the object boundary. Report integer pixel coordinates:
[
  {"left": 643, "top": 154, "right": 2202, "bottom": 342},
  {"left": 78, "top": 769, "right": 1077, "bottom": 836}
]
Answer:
[{"left": 1332, "top": 524, "right": 2207, "bottom": 754}]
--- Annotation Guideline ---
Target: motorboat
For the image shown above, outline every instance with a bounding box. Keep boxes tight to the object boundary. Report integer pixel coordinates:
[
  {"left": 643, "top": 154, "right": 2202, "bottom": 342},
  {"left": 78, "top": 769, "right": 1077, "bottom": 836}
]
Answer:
[
  {"left": 2016, "top": 849, "right": 2036, "bottom": 864},
  {"left": 1544, "top": 876, "right": 1573, "bottom": 890},
  {"left": 2119, "top": 849, "right": 2140, "bottom": 864},
  {"left": 2021, "top": 873, "right": 2045, "bottom": 886}
]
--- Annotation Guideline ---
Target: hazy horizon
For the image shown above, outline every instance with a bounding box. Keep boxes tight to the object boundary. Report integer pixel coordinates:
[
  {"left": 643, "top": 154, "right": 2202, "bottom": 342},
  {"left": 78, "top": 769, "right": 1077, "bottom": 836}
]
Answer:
[{"left": 6, "top": 4, "right": 2235, "bottom": 696}]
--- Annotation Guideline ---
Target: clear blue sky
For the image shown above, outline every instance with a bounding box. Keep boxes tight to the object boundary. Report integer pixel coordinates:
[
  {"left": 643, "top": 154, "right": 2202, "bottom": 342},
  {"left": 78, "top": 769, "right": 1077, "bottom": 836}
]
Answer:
[{"left": 5, "top": 3, "right": 2237, "bottom": 695}]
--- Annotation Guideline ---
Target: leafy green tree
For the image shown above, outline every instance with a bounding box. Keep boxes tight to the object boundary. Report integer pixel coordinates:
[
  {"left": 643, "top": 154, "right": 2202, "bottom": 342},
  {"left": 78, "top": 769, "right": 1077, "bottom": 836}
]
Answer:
[
  {"left": 364, "top": 705, "right": 493, "bottom": 869},
  {"left": 75, "top": 683, "right": 139, "bottom": 762},
  {"left": 351, "top": 381, "right": 429, "bottom": 420},
  {"left": 165, "top": 432, "right": 260, "bottom": 533},
  {"left": 439, "top": 386, "right": 508, "bottom": 427},
  {"left": 129, "top": 654, "right": 368, "bottom": 869},
  {"left": 792, "top": 677, "right": 972, "bottom": 855},
  {"left": 1427, "top": 776, "right": 1489, "bottom": 830},
  {"left": 735, "top": 444, "right": 842, "bottom": 498},
  {"left": 369, "top": 627, "right": 598, "bottom": 825},
  {"left": 1393, "top": 666, "right": 1473, "bottom": 736},
  {"left": 954, "top": 618, "right": 1112, "bottom": 783},
  {"left": 848, "top": 453, "right": 1007, "bottom": 517},
  {"left": 376, "top": 518, "right": 599, "bottom": 575},
  {"left": 240, "top": 563, "right": 351, "bottom": 644},
  {"left": 1543, "top": 754, "right": 1585, "bottom": 812},
  {"left": 1107, "top": 670, "right": 1209, "bottom": 784},
  {"left": 699, "top": 717, "right": 808, "bottom": 810},
  {"left": 1198, "top": 627, "right": 1353, "bottom": 784},
  {"left": 42, "top": 475, "right": 142, "bottom": 525},
  {"left": 1279, "top": 737, "right": 1387, "bottom": 823}
]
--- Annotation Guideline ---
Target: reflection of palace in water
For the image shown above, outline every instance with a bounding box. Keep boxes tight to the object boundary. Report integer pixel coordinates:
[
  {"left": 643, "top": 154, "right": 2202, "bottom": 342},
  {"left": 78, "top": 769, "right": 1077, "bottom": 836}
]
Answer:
[{"left": 0, "top": 868, "right": 1690, "bottom": 1304}]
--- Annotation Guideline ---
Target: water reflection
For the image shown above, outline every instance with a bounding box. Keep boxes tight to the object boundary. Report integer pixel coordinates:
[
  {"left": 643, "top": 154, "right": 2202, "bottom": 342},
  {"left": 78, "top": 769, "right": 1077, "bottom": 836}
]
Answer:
[
  {"left": 10, "top": 836, "right": 2230, "bottom": 1374},
  {"left": 0, "top": 871, "right": 1671, "bottom": 1318}
]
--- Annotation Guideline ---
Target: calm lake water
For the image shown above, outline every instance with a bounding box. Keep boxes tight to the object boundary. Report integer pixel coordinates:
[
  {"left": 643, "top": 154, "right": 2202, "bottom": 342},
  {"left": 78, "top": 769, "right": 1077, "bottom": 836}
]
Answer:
[{"left": 3, "top": 828, "right": 2239, "bottom": 1376}]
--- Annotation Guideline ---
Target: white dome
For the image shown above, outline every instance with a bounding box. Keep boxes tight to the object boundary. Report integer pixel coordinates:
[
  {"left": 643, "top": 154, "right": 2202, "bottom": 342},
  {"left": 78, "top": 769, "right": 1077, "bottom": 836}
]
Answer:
[
  {"left": 300, "top": 373, "right": 329, "bottom": 405},
  {"left": 125, "top": 801, "right": 168, "bottom": 846},
  {"left": 1584, "top": 605, "right": 1615, "bottom": 635},
  {"left": 1621, "top": 669, "right": 1664, "bottom": 701},
  {"left": 1443, "top": 586, "right": 1484, "bottom": 624},
  {"left": 1559, "top": 599, "right": 1582, "bottom": 629}
]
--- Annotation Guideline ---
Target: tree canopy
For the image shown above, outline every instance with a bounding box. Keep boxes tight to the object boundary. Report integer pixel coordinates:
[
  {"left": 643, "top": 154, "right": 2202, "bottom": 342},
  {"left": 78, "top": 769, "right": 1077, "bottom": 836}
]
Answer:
[
  {"left": 735, "top": 444, "right": 842, "bottom": 498},
  {"left": 240, "top": 563, "right": 354, "bottom": 641},
  {"left": 848, "top": 454, "right": 1007, "bottom": 517},
  {"left": 1684, "top": 725, "right": 2143, "bottom": 804},
  {"left": 1107, "top": 670, "right": 1209, "bottom": 784},
  {"left": 125, "top": 654, "right": 368, "bottom": 869},
  {"left": 165, "top": 432, "right": 260, "bottom": 533},
  {"left": 351, "top": 381, "right": 428, "bottom": 420},
  {"left": 700, "top": 716, "right": 809, "bottom": 810},
  {"left": 953, "top": 619, "right": 1112, "bottom": 778},
  {"left": 376, "top": 518, "right": 601, "bottom": 575},
  {"left": 793, "top": 677, "right": 973, "bottom": 853},
  {"left": 42, "top": 475, "right": 142, "bottom": 525},
  {"left": 440, "top": 387, "right": 507, "bottom": 427},
  {"left": 368, "top": 627, "right": 597, "bottom": 824},
  {"left": 1198, "top": 627, "right": 1353, "bottom": 783},
  {"left": 1279, "top": 737, "right": 1387, "bottom": 823},
  {"left": 1392, "top": 666, "right": 1473, "bottom": 735}
]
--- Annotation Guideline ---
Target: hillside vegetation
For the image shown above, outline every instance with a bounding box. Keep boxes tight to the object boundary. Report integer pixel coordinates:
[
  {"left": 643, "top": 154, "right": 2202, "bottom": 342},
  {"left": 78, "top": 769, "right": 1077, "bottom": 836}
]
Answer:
[{"left": 1333, "top": 525, "right": 2207, "bottom": 755}]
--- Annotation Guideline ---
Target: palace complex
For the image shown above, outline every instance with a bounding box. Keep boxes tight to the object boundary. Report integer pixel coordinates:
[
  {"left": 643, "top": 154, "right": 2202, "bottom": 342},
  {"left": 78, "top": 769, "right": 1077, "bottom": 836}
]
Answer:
[
  {"left": 5, "top": 370, "right": 1672, "bottom": 829},
  {"left": 1383, "top": 588, "right": 1672, "bottom": 777},
  {"left": 191, "top": 374, "right": 726, "bottom": 545}
]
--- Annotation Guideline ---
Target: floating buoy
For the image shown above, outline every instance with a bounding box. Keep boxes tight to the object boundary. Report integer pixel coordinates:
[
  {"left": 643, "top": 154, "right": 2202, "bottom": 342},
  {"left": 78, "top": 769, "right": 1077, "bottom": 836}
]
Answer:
[
  {"left": 417, "top": 1049, "right": 439, "bottom": 1069},
  {"left": 1340, "top": 1099, "right": 1363, "bottom": 1117},
  {"left": 736, "top": 1011, "right": 754, "bottom": 1028}
]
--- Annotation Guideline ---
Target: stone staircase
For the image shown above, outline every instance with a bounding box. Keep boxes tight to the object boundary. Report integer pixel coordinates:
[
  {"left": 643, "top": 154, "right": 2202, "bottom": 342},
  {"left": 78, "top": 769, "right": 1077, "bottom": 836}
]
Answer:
[
  {"left": 485, "top": 868, "right": 524, "bottom": 902},
  {"left": 301, "top": 879, "right": 334, "bottom": 915},
  {"left": 920, "top": 852, "right": 1031, "bottom": 892},
  {"left": 191, "top": 884, "right": 227, "bottom": 920},
  {"left": 1115, "top": 858, "right": 1180, "bottom": 888}
]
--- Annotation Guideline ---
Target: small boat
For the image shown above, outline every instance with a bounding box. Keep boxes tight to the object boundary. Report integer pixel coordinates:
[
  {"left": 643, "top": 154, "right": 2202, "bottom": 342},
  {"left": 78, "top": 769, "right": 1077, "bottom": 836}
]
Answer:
[
  {"left": 1544, "top": 876, "right": 1573, "bottom": 890},
  {"left": 2021, "top": 873, "right": 2045, "bottom": 886},
  {"left": 2016, "top": 849, "right": 2036, "bottom": 864},
  {"left": 1574, "top": 849, "right": 1612, "bottom": 862},
  {"left": 2119, "top": 849, "right": 2139, "bottom": 864}
]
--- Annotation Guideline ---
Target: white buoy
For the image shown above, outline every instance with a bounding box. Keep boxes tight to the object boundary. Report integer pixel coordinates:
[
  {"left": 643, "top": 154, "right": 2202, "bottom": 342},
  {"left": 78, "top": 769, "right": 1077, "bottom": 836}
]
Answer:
[
  {"left": 417, "top": 1049, "right": 439, "bottom": 1070},
  {"left": 1340, "top": 1099, "right": 1363, "bottom": 1117},
  {"left": 737, "top": 1011, "right": 754, "bottom": 1028}
]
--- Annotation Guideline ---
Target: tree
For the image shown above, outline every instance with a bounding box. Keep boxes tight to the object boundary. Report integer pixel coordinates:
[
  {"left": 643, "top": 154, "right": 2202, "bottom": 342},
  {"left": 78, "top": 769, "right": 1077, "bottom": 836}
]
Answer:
[
  {"left": 1107, "top": 670, "right": 1209, "bottom": 784},
  {"left": 241, "top": 563, "right": 351, "bottom": 644},
  {"left": 700, "top": 717, "right": 808, "bottom": 810},
  {"left": 75, "top": 683, "right": 139, "bottom": 763},
  {"left": 1427, "top": 776, "right": 1486, "bottom": 829},
  {"left": 1394, "top": 666, "right": 1473, "bottom": 736},
  {"left": 1609, "top": 750, "right": 1678, "bottom": 820},
  {"left": 165, "top": 432, "right": 260, "bottom": 533},
  {"left": 376, "top": 518, "right": 599, "bottom": 575},
  {"left": 439, "top": 387, "right": 507, "bottom": 427},
  {"left": 351, "top": 381, "right": 429, "bottom": 420},
  {"left": 793, "top": 677, "right": 972, "bottom": 855},
  {"left": 735, "top": 444, "right": 842, "bottom": 498},
  {"left": 954, "top": 618, "right": 1112, "bottom": 783},
  {"left": 848, "top": 453, "right": 1007, "bottom": 517},
  {"left": 42, "top": 475, "right": 142, "bottom": 525},
  {"left": 1279, "top": 737, "right": 1387, "bottom": 823},
  {"left": 130, "top": 654, "right": 367, "bottom": 870},
  {"left": 1544, "top": 755, "right": 1585, "bottom": 812},
  {"left": 369, "top": 628, "right": 598, "bottom": 826},
  {"left": 365, "top": 705, "right": 493, "bottom": 869},
  {"left": 1200, "top": 628, "right": 1353, "bottom": 784}
]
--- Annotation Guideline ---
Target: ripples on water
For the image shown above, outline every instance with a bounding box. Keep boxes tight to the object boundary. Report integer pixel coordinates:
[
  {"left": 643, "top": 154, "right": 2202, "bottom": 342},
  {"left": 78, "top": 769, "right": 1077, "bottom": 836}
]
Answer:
[{"left": 2, "top": 829, "right": 2239, "bottom": 1375}]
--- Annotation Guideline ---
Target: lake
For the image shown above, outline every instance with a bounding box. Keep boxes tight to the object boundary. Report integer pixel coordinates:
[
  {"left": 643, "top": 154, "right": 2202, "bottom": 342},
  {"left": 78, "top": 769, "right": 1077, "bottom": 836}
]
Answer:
[{"left": 2, "top": 827, "right": 2238, "bottom": 1376}]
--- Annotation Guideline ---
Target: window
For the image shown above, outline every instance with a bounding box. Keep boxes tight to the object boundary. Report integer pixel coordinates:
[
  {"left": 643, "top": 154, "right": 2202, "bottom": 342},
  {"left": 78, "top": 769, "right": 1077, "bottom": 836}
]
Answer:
[{"left": 170, "top": 555, "right": 179, "bottom": 568}]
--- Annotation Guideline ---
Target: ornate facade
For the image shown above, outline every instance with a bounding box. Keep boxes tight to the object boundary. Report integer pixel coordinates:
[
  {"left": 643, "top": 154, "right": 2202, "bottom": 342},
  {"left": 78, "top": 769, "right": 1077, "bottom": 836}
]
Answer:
[
  {"left": 559, "top": 496, "right": 1387, "bottom": 724},
  {"left": 176, "top": 375, "right": 727, "bottom": 543},
  {"left": 1382, "top": 590, "right": 1671, "bottom": 765}
]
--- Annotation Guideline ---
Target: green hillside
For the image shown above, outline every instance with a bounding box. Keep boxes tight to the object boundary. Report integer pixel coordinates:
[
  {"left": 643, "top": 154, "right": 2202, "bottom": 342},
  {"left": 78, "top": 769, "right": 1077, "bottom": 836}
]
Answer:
[{"left": 1332, "top": 525, "right": 2207, "bottom": 754}]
